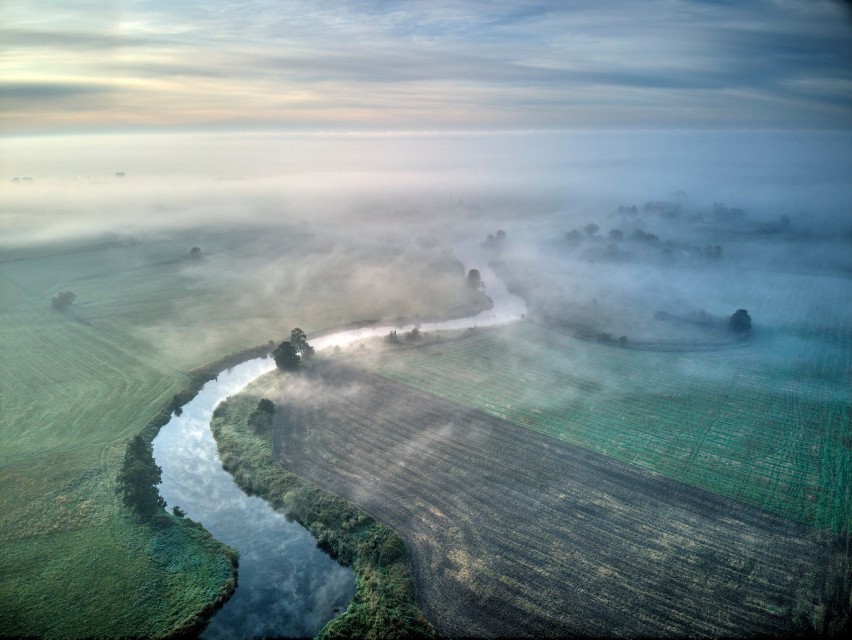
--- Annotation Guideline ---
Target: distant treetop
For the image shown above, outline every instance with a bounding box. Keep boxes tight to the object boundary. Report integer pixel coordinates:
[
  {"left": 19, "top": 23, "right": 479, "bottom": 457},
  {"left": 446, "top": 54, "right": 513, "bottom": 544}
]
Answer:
[
  {"left": 51, "top": 291, "right": 76, "bottom": 311},
  {"left": 729, "top": 309, "right": 752, "bottom": 334}
]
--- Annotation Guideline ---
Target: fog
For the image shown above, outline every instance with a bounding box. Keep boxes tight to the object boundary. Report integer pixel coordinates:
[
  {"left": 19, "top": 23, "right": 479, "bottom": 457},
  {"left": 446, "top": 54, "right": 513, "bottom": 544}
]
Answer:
[
  {"left": 3, "top": 129, "right": 850, "bottom": 364},
  {"left": 2, "top": 130, "right": 851, "bottom": 246}
]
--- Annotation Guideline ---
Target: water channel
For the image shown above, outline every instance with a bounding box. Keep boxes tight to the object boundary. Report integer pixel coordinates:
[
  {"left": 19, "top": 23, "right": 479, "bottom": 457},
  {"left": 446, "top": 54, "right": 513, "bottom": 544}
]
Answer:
[{"left": 152, "top": 242, "right": 526, "bottom": 639}]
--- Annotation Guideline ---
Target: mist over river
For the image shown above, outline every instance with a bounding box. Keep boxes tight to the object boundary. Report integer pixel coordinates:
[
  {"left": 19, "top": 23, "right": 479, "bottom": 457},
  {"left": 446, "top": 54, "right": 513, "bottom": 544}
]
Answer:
[{"left": 152, "top": 241, "right": 525, "bottom": 638}]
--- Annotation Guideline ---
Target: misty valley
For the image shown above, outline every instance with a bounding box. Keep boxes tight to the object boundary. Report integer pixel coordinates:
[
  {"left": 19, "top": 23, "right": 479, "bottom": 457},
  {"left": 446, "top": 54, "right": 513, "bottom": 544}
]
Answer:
[
  {"left": 4, "top": 0, "right": 852, "bottom": 634},
  {"left": 2, "top": 159, "right": 850, "bottom": 638}
]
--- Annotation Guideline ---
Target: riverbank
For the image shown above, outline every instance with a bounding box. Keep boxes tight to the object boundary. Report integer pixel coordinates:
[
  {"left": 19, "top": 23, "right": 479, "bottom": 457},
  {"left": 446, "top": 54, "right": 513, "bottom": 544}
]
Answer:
[
  {"left": 124, "top": 344, "right": 275, "bottom": 637},
  {"left": 210, "top": 387, "right": 436, "bottom": 640}
]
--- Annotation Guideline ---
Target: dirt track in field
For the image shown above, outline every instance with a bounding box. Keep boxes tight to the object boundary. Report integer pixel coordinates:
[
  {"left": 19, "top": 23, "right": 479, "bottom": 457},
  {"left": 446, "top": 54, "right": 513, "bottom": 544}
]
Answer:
[{"left": 272, "top": 362, "right": 824, "bottom": 638}]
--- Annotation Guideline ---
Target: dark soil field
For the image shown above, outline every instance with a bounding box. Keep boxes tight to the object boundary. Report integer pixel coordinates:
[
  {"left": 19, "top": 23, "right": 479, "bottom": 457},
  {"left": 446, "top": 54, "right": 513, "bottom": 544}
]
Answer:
[{"left": 271, "top": 361, "right": 827, "bottom": 638}]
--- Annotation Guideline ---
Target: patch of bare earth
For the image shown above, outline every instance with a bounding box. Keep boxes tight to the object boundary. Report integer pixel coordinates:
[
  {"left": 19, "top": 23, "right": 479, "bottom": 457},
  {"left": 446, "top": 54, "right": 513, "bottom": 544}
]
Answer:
[{"left": 272, "top": 362, "right": 824, "bottom": 637}]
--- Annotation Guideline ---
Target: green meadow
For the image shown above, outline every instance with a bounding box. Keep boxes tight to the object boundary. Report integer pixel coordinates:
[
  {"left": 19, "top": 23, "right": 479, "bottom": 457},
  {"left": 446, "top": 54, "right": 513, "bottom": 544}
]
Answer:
[
  {"left": 0, "top": 228, "right": 485, "bottom": 638},
  {"left": 368, "top": 309, "right": 851, "bottom": 533}
]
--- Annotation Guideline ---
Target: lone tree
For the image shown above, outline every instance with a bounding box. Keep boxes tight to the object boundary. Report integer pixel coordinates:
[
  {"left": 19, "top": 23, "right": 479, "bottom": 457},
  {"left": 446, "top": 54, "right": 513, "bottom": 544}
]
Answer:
[
  {"left": 729, "top": 309, "right": 752, "bottom": 334},
  {"left": 584, "top": 223, "right": 600, "bottom": 237},
  {"left": 466, "top": 269, "right": 483, "bottom": 290},
  {"left": 290, "top": 327, "right": 315, "bottom": 360},
  {"left": 272, "top": 340, "right": 300, "bottom": 370},
  {"left": 51, "top": 291, "right": 76, "bottom": 311},
  {"left": 189, "top": 246, "right": 202, "bottom": 259}
]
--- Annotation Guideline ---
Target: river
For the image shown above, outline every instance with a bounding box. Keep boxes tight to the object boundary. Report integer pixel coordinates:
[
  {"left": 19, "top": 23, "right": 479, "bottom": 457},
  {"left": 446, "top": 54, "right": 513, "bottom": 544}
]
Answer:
[{"left": 152, "top": 241, "right": 526, "bottom": 639}]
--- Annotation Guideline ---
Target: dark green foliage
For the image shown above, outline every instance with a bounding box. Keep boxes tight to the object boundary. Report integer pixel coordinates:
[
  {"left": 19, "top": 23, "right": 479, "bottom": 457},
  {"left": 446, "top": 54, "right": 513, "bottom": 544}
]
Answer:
[
  {"left": 291, "top": 327, "right": 315, "bottom": 360},
  {"left": 211, "top": 395, "right": 436, "bottom": 640},
  {"left": 249, "top": 398, "right": 275, "bottom": 434},
  {"left": 729, "top": 308, "right": 752, "bottom": 333},
  {"left": 116, "top": 435, "right": 166, "bottom": 520},
  {"left": 272, "top": 340, "right": 300, "bottom": 370},
  {"left": 584, "top": 223, "right": 599, "bottom": 237},
  {"left": 405, "top": 327, "right": 421, "bottom": 341},
  {"left": 51, "top": 290, "right": 76, "bottom": 310}
]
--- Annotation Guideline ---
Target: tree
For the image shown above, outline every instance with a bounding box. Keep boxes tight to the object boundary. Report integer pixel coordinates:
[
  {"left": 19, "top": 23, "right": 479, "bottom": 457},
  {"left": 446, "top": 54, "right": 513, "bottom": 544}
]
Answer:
[
  {"left": 272, "top": 340, "right": 300, "bottom": 370},
  {"left": 117, "top": 435, "right": 166, "bottom": 520},
  {"left": 189, "top": 246, "right": 202, "bottom": 259},
  {"left": 584, "top": 223, "right": 599, "bottom": 237},
  {"left": 386, "top": 330, "right": 400, "bottom": 344},
  {"left": 466, "top": 269, "right": 483, "bottom": 290},
  {"left": 290, "top": 327, "right": 315, "bottom": 360},
  {"left": 608, "top": 229, "right": 623, "bottom": 241},
  {"left": 729, "top": 309, "right": 752, "bottom": 334},
  {"left": 51, "top": 291, "right": 76, "bottom": 310}
]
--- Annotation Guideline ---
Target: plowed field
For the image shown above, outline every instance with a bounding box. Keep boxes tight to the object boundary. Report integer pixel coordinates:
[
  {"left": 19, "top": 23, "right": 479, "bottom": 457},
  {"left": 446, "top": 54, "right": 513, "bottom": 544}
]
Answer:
[{"left": 272, "top": 362, "right": 825, "bottom": 637}]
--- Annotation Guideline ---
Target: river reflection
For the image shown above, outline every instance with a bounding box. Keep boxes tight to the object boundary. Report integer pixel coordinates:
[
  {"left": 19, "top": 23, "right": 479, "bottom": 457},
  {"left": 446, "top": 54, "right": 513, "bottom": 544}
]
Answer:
[
  {"left": 152, "top": 241, "right": 526, "bottom": 638},
  {"left": 152, "top": 358, "right": 356, "bottom": 640}
]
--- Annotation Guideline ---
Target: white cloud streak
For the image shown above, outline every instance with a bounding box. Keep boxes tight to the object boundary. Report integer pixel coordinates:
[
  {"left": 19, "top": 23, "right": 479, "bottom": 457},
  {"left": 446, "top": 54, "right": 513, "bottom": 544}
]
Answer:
[{"left": 0, "top": 0, "right": 850, "bottom": 132}]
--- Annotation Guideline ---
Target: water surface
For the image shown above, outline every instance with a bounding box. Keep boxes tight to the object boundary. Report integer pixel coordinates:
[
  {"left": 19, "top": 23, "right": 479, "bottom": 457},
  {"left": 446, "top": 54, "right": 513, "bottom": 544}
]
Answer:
[{"left": 152, "top": 242, "right": 525, "bottom": 638}]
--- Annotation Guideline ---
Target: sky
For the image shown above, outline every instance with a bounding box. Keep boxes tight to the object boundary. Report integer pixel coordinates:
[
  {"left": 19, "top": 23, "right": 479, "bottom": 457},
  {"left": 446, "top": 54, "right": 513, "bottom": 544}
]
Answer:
[{"left": 1, "top": 0, "right": 851, "bottom": 134}]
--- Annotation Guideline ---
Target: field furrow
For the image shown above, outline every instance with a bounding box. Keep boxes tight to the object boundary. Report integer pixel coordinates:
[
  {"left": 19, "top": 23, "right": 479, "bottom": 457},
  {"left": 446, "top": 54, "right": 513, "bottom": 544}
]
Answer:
[{"left": 270, "top": 362, "right": 824, "bottom": 637}]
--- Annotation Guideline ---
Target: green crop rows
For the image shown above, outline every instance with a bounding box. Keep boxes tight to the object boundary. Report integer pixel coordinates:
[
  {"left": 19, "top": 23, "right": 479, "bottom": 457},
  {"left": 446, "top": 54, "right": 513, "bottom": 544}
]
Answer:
[{"left": 370, "top": 314, "right": 851, "bottom": 532}]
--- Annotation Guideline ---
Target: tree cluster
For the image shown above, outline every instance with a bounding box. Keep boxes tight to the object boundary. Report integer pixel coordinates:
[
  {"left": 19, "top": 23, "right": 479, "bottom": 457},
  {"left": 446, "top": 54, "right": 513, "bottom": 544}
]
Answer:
[
  {"left": 51, "top": 291, "right": 76, "bottom": 311},
  {"left": 482, "top": 229, "right": 507, "bottom": 250},
  {"left": 272, "top": 328, "right": 315, "bottom": 370}
]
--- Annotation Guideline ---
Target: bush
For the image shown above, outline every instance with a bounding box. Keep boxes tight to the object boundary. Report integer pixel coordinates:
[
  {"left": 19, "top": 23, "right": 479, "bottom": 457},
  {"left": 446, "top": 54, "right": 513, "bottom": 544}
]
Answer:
[
  {"left": 51, "top": 291, "right": 76, "bottom": 310},
  {"left": 729, "top": 309, "right": 752, "bottom": 334}
]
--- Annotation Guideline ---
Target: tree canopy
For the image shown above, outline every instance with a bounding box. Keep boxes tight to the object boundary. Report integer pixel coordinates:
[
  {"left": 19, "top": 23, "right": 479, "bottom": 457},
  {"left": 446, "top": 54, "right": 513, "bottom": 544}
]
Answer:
[
  {"left": 272, "top": 340, "right": 300, "bottom": 370},
  {"left": 466, "top": 269, "right": 483, "bottom": 290},
  {"left": 116, "top": 435, "right": 166, "bottom": 520},
  {"left": 729, "top": 309, "right": 752, "bottom": 334},
  {"left": 290, "top": 327, "right": 315, "bottom": 360}
]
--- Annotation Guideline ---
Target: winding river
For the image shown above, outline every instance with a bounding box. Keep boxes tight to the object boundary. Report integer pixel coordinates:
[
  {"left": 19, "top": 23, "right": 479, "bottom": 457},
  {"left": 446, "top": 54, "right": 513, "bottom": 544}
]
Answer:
[{"left": 152, "top": 242, "right": 526, "bottom": 639}]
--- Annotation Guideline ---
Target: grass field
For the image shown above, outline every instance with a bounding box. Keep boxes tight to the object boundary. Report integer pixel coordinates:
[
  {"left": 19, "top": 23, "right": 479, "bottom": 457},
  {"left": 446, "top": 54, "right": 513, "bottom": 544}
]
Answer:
[
  {"left": 0, "top": 228, "right": 486, "bottom": 637},
  {"left": 366, "top": 312, "right": 851, "bottom": 534},
  {"left": 252, "top": 361, "right": 827, "bottom": 637}
]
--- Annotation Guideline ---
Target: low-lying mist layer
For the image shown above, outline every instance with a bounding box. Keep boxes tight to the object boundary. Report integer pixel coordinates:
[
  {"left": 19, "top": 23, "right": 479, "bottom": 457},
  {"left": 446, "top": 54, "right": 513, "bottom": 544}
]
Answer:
[{"left": 1, "top": 129, "right": 849, "bottom": 637}]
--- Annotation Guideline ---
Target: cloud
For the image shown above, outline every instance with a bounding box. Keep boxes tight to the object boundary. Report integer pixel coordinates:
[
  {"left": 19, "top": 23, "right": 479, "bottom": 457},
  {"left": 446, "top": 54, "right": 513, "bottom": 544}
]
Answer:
[{"left": 0, "top": 0, "right": 850, "bottom": 132}]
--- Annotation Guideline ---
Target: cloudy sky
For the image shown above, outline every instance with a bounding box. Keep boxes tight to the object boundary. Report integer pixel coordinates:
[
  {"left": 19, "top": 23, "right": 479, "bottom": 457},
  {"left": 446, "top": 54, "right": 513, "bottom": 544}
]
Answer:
[{"left": 1, "top": 0, "right": 851, "bottom": 134}]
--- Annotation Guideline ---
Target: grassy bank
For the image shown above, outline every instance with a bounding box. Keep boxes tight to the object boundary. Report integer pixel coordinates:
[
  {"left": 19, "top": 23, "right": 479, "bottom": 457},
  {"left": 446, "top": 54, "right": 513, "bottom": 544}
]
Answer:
[
  {"left": 218, "top": 360, "right": 835, "bottom": 637},
  {"left": 210, "top": 389, "right": 436, "bottom": 640}
]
